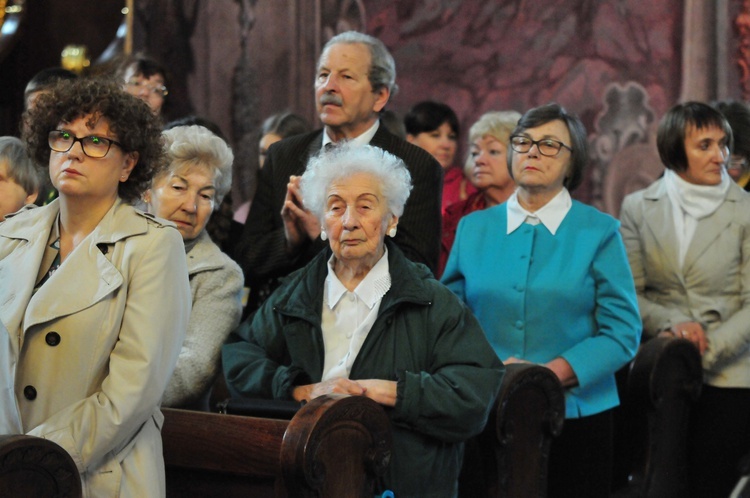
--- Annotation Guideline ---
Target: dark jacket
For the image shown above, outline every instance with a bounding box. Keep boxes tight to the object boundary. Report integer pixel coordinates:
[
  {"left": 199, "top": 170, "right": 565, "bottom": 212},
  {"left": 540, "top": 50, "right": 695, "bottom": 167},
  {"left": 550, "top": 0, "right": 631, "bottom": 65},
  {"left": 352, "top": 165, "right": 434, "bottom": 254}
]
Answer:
[
  {"left": 233, "top": 125, "right": 443, "bottom": 311},
  {"left": 223, "top": 240, "right": 504, "bottom": 497}
]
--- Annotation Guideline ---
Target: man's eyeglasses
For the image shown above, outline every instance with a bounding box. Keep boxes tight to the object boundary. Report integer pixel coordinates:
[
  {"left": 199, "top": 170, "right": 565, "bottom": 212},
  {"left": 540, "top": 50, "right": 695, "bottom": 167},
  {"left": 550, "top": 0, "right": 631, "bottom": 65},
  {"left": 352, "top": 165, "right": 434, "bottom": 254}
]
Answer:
[
  {"left": 48, "top": 130, "right": 123, "bottom": 158},
  {"left": 510, "top": 135, "right": 573, "bottom": 157},
  {"left": 126, "top": 79, "right": 168, "bottom": 97}
]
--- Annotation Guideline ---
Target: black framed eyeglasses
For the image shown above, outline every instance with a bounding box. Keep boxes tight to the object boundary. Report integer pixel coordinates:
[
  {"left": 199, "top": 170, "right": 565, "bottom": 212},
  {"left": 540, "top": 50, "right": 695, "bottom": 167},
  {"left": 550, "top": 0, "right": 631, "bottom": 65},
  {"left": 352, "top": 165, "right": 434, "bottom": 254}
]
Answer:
[
  {"left": 48, "top": 130, "right": 123, "bottom": 158},
  {"left": 510, "top": 135, "right": 572, "bottom": 157}
]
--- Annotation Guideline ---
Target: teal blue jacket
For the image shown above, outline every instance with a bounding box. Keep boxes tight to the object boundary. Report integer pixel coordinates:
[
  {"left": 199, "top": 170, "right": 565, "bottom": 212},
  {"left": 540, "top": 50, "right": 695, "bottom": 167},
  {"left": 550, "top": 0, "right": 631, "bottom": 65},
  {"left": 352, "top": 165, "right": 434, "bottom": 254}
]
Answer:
[
  {"left": 442, "top": 201, "right": 641, "bottom": 419},
  {"left": 223, "top": 240, "right": 504, "bottom": 497}
]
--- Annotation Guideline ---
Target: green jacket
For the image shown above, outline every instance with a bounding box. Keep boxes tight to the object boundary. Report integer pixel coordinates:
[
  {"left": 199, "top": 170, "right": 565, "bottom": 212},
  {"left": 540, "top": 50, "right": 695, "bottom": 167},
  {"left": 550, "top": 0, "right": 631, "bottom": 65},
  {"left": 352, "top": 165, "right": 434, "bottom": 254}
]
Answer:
[{"left": 223, "top": 240, "right": 504, "bottom": 497}]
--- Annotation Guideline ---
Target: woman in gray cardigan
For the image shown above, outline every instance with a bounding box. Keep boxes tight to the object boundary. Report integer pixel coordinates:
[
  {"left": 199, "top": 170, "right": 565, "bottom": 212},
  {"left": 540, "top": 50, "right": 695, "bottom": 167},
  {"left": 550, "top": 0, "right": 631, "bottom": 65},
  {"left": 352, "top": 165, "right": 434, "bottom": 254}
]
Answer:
[{"left": 145, "top": 124, "right": 243, "bottom": 409}]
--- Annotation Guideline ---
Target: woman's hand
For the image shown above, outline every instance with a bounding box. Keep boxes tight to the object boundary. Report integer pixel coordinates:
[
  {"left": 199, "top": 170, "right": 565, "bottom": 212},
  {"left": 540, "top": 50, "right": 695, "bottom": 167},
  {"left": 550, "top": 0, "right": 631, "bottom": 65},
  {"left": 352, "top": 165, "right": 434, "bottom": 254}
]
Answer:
[
  {"left": 505, "top": 356, "right": 579, "bottom": 388},
  {"left": 291, "top": 377, "right": 366, "bottom": 403},
  {"left": 291, "top": 378, "right": 397, "bottom": 407},
  {"left": 504, "top": 356, "right": 531, "bottom": 365},
  {"left": 357, "top": 379, "right": 398, "bottom": 407},
  {"left": 668, "top": 321, "right": 708, "bottom": 355}
]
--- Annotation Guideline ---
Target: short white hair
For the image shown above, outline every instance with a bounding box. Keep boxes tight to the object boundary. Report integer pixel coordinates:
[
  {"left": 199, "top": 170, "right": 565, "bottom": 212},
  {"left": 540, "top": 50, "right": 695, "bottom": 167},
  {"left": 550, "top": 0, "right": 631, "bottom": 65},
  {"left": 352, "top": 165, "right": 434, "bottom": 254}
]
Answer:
[
  {"left": 300, "top": 142, "right": 412, "bottom": 222},
  {"left": 160, "top": 125, "right": 234, "bottom": 208}
]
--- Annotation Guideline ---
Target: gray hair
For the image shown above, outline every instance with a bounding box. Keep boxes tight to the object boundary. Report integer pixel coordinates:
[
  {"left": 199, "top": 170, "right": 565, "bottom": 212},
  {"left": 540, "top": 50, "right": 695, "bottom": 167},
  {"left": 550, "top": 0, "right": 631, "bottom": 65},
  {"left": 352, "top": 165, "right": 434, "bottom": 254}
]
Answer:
[
  {"left": 0, "top": 136, "right": 38, "bottom": 194},
  {"left": 300, "top": 142, "right": 412, "bottom": 222},
  {"left": 160, "top": 125, "right": 234, "bottom": 207},
  {"left": 321, "top": 31, "right": 398, "bottom": 96}
]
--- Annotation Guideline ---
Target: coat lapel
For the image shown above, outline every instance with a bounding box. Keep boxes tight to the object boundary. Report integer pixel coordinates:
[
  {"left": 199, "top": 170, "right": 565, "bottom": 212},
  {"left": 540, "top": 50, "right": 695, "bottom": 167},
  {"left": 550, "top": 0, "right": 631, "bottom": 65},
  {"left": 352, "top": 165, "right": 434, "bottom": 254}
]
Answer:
[
  {"left": 641, "top": 181, "right": 681, "bottom": 276},
  {"left": 682, "top": 184, "right": 741, "bottom": 273},
  {"left": 306, "top": 131, "right": 324, "bottom": 159},
  {"left": 22, "top": 200, "right": 147, "bottom": 332},
  {"left": 0, "top": 203, "right": 59, "bottom": 356}
]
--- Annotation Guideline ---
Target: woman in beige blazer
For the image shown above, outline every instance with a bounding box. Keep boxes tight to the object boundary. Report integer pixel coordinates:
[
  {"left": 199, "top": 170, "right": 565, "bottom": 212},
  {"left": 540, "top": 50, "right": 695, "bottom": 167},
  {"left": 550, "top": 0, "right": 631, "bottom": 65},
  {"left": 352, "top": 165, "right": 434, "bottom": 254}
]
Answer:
[
  {"left": 620, "top": 102, "right": 750, "bottom": 498},
  {"left": 0, "top": 78, "right": 190, "bottom": 497}
]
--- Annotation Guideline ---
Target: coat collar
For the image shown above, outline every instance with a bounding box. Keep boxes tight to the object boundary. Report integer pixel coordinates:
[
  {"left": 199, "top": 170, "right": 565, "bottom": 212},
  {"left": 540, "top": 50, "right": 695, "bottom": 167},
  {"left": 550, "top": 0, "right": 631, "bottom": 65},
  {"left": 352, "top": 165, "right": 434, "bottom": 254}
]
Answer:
[
  {"left": 684, "top": 181, "right": 744, "bottom": 272},
  {"left": 0, "top": 199, "right": 164, "bottom": 335},
  {"left": 640, "top": 177, "right": 744, "bottom": 274},
  {"left": 274, "top": 239, "right": 432, "bottom": 321},
  {"left": 185, "top": 230, "right": 228, "bottom": 275},
  {"left": 307, "top": 125, "right": 397, "bottom": 157},
  {"left": 0, "top": 198, "right": 155, "bottom": 244}
]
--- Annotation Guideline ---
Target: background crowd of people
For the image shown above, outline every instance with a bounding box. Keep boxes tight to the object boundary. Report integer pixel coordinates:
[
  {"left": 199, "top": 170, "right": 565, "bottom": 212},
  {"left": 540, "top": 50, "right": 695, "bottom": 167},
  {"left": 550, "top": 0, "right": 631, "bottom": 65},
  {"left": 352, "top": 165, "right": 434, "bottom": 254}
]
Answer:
[{"left": 1, "top": 28, "right": 749, "bottom": 498}]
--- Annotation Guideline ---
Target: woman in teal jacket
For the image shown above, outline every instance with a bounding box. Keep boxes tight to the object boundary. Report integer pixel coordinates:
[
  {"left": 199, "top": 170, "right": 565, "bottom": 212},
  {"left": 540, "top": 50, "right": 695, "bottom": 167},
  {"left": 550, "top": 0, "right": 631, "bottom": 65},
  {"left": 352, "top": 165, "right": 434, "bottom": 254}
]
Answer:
[
  {"left": 223, "top": 143, "right": 504, "bottom": 498},
  {"left": 442, "top": 104, "right": 641, "bottom": 497}
]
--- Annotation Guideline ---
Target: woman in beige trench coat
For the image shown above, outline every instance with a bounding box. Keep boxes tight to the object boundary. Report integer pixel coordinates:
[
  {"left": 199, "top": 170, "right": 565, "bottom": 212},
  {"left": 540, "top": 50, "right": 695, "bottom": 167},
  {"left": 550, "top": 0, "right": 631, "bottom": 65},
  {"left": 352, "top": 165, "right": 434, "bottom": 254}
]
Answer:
[{"left": 0, "top": 78, "right": 190, "bottom": 497}]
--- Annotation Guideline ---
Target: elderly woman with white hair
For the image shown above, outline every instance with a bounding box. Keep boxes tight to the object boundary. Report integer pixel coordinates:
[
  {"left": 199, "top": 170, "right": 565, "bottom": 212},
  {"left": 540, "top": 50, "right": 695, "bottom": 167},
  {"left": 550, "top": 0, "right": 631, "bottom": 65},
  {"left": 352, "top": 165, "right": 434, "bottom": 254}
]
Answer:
[
  {"left": 145, "top": 124, "right": 243, "bottom": 409},
  {"left": 222, "top": 142, "right": 504, "bottom": 497}
]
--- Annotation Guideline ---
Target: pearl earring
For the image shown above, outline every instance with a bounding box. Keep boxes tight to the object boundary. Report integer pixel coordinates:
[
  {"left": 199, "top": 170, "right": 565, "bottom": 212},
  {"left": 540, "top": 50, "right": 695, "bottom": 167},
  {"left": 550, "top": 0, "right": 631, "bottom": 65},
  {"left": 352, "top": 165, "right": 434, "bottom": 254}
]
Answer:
[
  {"left": 320, "top": 229, "right": 327, "bottom": 241},
  {"left": 388, "top": 227, "right": 397, "bottom": 238}
]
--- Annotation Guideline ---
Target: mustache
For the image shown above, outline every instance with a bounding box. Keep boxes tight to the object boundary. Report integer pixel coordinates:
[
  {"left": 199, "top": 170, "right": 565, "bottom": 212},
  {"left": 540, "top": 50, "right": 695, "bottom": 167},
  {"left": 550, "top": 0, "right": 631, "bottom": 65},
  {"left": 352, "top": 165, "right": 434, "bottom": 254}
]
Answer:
[{"left": 319, "top": 94, "right": 343, "bottom": 106}]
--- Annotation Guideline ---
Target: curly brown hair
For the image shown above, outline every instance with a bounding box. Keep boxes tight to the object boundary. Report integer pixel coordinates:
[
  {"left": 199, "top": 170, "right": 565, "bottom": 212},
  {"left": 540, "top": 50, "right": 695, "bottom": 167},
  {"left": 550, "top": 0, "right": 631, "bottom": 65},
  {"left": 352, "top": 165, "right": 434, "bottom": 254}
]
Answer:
[{"left": 22, "top": 78, "right": 166, "bottom": 204}]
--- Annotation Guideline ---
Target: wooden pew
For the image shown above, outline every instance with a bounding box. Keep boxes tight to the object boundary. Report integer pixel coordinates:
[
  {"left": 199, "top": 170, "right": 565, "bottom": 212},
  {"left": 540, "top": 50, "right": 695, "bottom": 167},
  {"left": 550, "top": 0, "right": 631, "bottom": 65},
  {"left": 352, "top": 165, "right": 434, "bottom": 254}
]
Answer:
[
  {"left": 615, "top": 336, "right": 703, "bottom": 498},
  {"left": 162, "top": 394, "right": 391, "bottom": 498},
  {"left": 0, "top": 434, "right": 82, "bottom": 498},
  {"left": 460, "top": 363, "right": 566, "bottom": 497}
]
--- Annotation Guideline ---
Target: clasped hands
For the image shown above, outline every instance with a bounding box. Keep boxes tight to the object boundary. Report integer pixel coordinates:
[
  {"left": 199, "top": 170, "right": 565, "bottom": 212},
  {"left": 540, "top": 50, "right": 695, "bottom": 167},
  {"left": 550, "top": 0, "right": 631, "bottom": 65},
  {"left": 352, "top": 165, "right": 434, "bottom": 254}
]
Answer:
[
  {"left": 281, "top": 175, "right": 321, "bottom": 250},
  {"left": 659, "top": 321, "right": 708, "bottom": 355},
  {"left": 505, "top": 356, "right": 579, "bottom": 388},
  {"left": 292, "top": 377, "right": 398, "bottom": 407}
]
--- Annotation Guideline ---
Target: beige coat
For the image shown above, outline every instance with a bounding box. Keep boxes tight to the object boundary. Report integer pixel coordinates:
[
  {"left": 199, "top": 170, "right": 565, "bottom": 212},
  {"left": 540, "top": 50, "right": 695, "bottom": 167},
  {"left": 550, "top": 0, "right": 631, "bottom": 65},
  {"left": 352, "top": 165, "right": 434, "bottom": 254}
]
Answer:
[
  {"left": 0, "top": 199, "right": 190, "bottom": 497},
  {"left": 620, "top": 179, "right": 750, "bottom": 388}
]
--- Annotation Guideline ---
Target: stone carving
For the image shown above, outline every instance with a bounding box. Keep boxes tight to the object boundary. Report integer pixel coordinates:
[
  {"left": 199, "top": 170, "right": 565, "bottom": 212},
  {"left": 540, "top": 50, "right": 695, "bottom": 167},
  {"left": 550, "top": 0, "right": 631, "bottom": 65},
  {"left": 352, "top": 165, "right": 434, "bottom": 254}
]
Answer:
[{"left": 590, "top": 81, "right": 661, "bottom": 216}]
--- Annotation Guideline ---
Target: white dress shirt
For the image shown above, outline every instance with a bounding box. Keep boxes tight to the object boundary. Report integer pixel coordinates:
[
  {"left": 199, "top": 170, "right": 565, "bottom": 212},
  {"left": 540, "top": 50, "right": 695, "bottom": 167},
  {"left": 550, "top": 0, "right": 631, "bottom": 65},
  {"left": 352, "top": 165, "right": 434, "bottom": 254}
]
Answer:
[
  {"left": 321, "top": 247, "right": 391, "bottom": 381},
  {"left": 506, "top": 187, "right": 572, "bottom": 235},
  {"left": 322, "top": 119, "right": 380, "bottom": 148}
]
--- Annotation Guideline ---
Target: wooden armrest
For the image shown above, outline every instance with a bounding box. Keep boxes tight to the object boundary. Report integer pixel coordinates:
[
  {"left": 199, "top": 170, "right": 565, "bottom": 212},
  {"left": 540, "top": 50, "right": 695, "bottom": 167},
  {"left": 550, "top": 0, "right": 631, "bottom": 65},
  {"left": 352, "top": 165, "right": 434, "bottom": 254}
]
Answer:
[
  {"left": 494, "top": 363, "right": 565, "bottom": 497},
  {"left": 163, "top": 394, "right": 392, "bottom": 497},
  {"left": 281, "top": 394, "right": 392, "bottom": 497},
  {"left": 0, "top": 434, "right": 82, "bottom": 498},
  {"left": 626, "top": 336, "right": 702, "bottom": 498},
  {"left": 217, "top": 397, "right": 303, "bottom": 419},
  {"left": 162, "top": 407, "right": 288, "bottom": 478},
  {"left": 460, "top": 363, "right": 565, "bottom": 497}
]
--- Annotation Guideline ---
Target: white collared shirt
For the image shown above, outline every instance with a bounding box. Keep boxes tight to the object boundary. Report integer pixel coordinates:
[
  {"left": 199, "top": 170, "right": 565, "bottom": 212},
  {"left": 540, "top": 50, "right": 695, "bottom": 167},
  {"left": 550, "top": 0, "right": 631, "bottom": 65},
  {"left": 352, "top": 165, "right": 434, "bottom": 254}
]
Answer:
[
  {"left": 506, "top": 188, "right": 572, "bottom": 235},
  {"left": 322, "top": 119, "right": 380, "bottom": 148},
  {"left": 321, "top": 247, "right": 391, "bottom": 381}
]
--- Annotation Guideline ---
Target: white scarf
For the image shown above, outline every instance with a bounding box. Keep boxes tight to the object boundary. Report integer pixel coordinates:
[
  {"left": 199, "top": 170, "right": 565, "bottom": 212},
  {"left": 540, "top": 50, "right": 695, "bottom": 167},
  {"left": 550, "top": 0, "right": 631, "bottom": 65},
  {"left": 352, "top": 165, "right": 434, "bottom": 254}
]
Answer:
[{"left": 663, "top": 168, "right": 730, "bottom": 267}]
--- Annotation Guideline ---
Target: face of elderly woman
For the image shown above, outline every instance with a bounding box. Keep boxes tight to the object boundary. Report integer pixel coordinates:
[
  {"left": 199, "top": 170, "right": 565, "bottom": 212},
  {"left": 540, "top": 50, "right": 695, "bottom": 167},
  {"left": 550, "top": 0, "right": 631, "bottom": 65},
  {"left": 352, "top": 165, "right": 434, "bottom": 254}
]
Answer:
[
  {"left": 323, "top": 172, "right": 396, "bottom": 266},
  {"left": 511, "top": 119, "right": 572, "bottom": 194},
  {"left": 679, "top": 125, "right": 729, "bottom": 186},
  {"left": 470, "top": 135, "right": 511, "bottom": 190},
  {"left": 147, "top": 166, "right": 216, "bottom": 241},
  {"left": 49, "top": 115, "right": 136, "bottom": 203}
]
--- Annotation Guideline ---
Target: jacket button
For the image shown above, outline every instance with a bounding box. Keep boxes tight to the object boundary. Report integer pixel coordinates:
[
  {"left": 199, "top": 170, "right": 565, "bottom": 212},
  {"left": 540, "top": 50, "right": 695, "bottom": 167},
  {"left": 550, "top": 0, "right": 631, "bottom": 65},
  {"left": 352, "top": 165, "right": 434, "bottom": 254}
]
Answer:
[
  {"left": 45, "top": 332, "right": 61, "bottom": 346},
  {"left": 24, "top": 385, "right": 37, "bottom": 400}
]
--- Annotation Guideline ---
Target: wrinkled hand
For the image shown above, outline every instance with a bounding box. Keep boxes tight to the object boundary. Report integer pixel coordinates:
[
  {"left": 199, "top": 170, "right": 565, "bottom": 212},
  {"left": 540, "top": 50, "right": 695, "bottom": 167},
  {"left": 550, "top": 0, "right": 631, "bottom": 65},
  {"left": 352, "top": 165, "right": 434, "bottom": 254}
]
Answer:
[
  {"left": 292, "top": 377, "right": 366, "bottom": 403},
  {"left": 281, "top": 175, "right": 321, "bottom": 250},
  {"left": 505, "top": 357, "right": 579, "bottom": 388},
  {"left": 503, "top": 356, "right": 531, "bottom": 365},
  {"left": 669, "top": 321, "right": 707, "bottom": 355},
  {"left": 357, "top": 379, "right": 398, "bottom": 407}
]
